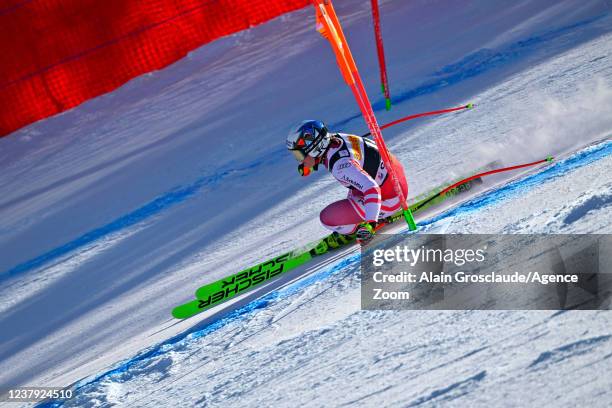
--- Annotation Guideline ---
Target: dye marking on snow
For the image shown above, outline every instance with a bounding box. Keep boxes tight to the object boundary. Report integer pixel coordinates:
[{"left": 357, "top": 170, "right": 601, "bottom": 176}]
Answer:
[
  {"left": 1, "top": 148, "right": 286, "bottom": 281},
  {"left": 334, "top": 14, "right": 611, "bottom": 128},
  {"left": 391, "top": 15, "right": 609, "bottom": 104},
  {"left": 37, "top": 253, "right": 362, "bottom": 408},
  {"left": 420, "top": 139, "right": 611, "bottom": 227},
  {"left": 274, "top": 253, "right": 360, "bottom": 298}
]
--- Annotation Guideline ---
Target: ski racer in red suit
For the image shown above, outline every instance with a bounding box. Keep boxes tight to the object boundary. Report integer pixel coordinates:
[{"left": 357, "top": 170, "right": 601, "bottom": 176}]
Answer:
[{"left": 286, "top": 120, "right": 408, "bottom": 244}]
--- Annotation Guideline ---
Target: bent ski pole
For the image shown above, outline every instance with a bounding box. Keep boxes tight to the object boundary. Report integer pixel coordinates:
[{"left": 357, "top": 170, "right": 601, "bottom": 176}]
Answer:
[{"left": 361, "top": 104, "right": 474, "bottom": 137}]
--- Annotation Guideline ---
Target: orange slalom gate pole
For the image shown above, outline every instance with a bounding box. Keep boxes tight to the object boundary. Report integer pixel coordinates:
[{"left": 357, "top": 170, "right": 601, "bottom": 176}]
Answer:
[{"left": 312, "top": 0, "right": 417, "bottom": 230}]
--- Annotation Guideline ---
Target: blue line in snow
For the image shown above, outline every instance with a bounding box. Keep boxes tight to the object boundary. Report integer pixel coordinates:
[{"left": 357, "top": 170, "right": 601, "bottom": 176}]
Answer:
[
  {"left": 334, "top": 13, "right": 610, "bottom": 129},
  {"left": 37, "top": 140, "right": 611, "bottom": 407},
  {"left": 37, "top": 252, "right": 363, "bottom": 408},
  {"left": 1, "top": 152, "right": 282, "bottom": 281},
  {"left": 420, "top": 140, "right": 611, "bottom": 226}
]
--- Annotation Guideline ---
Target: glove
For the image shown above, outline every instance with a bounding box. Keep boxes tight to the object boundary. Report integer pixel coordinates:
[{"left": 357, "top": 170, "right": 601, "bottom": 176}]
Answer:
[
  {"left": 298, "top": 160, "right": 320, "bottom": 177},
  {"left": 298, "top": 163, "right": 312, "bottom": 177},
  {"left": 355, "top": 221, "right": 376, "bottom": 245}
]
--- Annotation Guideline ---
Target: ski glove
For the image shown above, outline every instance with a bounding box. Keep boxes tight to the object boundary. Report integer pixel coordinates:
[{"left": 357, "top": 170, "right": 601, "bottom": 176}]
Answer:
[
  {"left": 355, "top": 221, "right": 376, "bottom": 245},
  {"left": 298, "top": 163, "right": 312, "bottom": 177}
]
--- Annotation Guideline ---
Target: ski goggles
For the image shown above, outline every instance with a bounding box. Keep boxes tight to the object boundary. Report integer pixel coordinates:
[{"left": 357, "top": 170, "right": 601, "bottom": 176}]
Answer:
[
  {"left": 289, "top": 141, "right": 326, "bottom": 163},
  {"left": 289, "top": 129, "right": 327, "bottom": 163}
]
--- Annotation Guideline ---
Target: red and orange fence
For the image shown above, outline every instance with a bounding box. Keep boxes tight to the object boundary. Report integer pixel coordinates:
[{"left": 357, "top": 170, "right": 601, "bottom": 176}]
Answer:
[{"left": 0, "top": 0, "right": 309, "bottom": 137}]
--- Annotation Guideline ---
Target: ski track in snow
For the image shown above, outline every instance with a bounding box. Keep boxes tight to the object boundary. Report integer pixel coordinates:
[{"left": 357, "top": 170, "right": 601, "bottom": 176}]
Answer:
[{"left": 0, "top": 0, "right": 611, "bottom": 406}]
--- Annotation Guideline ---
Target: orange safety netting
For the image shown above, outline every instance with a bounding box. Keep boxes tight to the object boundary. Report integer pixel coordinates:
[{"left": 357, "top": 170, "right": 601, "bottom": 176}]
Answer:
[{"left": 0, "top": 0, "right": 309, "bottom": 137}]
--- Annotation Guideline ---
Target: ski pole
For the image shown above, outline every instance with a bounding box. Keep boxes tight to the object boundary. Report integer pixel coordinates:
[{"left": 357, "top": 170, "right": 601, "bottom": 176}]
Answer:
[
  {"left": 438, "top": 156, "right": 554, "bottom": 196},
  {"left": 362, "top": 103, "right": 474, "bottom": 137},
  {"left": 413, "top": 156, "right": 554, "bottom": 211}
]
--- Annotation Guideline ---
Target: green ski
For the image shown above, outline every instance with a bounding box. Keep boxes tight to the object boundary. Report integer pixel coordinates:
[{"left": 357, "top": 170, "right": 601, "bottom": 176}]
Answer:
[
  {"left": 172, "top": 178, "right": 488, "bottom": 319},
  {"left": 171, "top": 215, "right": 395, "bottom": 319},
  {"left": 172, "top": 162, "right": 498, "bottom": 319}
]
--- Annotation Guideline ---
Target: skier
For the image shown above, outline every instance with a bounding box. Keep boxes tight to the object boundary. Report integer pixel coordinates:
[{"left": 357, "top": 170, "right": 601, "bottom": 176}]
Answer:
[{"left": 286, "top": 120, "right": 408, "bottom": 244}]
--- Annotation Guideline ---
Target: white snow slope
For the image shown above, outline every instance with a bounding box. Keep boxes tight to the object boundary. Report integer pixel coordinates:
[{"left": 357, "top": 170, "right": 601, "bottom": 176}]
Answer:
[{"left": 1, "top": 0, "right": 611, "bottom": 406}]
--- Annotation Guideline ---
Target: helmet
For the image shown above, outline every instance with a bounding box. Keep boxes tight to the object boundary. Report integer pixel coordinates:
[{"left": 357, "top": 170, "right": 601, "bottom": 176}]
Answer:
[{"left": 286, "top": 120, "right": 331, "bottom": 162}]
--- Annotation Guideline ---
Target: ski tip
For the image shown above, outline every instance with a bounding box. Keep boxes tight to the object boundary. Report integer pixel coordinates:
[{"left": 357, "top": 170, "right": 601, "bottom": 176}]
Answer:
[
  {"left": 466, "top": 103, "right": 475, "bottom": 109},
  {"left": 546, "top": 155, "right": 554, "bottom": 162},
  {"left": 385, "top": 98, "right": 392, "bottom": 111},
  {"left": 171, "top": 300, "right": 200, "bottom": 319},
  {"left": 171, "top": 309, "right": 185, "bottom": 319}
]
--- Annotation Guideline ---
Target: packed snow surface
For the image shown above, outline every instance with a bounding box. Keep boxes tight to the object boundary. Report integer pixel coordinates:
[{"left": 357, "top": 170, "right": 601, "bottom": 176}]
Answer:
[{"left": 0, "top": 0, "right": 611, "bottom": 407}]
